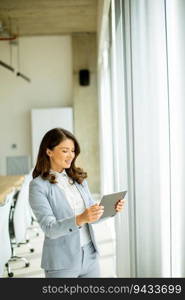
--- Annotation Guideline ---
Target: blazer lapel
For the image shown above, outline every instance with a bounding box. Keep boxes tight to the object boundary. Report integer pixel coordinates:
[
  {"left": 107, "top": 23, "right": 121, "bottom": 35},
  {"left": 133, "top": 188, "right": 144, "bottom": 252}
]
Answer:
[{"left": 52, "top": 184, "right": 74, "bottom": 214}]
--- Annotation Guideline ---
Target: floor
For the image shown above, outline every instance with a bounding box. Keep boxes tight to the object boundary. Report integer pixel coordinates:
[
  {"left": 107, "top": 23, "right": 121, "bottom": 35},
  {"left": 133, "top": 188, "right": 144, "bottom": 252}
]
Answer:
[{"left": 3, "top": 219, "right": 116, "bottom": 278}]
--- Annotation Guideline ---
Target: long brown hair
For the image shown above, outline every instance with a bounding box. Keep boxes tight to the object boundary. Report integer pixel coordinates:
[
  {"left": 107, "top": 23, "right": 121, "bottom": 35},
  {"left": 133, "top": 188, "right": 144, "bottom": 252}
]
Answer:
[{"left": 32, "top": 128, "right": 87, "bottom": 184}]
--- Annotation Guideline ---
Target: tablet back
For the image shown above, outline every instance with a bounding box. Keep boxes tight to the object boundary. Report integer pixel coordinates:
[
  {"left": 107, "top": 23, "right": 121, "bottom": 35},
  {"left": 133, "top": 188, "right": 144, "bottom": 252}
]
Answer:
[{"left": 100, "top": 191, "right": 127, "bottom": 218}]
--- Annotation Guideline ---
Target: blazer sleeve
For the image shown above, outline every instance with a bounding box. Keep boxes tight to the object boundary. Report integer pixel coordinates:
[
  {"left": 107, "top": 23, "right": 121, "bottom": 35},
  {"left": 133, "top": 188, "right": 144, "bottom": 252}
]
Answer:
[{"left": 29, "top": 179, "right": 80, "bottom": 239}]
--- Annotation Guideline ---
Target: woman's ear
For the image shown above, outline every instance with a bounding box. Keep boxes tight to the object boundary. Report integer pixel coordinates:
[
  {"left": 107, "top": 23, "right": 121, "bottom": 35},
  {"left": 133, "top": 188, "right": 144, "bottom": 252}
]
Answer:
[{"left": 46, "top": 149, "right": 52, "bottom": 157}]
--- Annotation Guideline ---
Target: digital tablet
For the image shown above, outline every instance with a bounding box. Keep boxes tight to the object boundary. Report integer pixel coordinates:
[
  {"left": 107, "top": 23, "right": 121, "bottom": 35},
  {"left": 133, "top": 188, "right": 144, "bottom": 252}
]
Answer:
[{"left": 100, "top": 191, "right": 127, "bottom": 218}]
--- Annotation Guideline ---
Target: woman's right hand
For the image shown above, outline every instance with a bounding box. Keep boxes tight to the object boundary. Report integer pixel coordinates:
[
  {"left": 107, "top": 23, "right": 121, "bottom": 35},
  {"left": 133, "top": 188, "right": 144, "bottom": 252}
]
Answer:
[{"left": 76, "top": 204, "right": 104, "bottom": 226}]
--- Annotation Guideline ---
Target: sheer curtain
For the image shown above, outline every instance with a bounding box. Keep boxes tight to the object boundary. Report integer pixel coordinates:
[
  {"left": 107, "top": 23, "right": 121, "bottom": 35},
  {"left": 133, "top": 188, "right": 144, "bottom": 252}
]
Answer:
[
  {"left": 128, "top": 0, "right": 171, "bottom": 277},
  {"left": 98, "top": 0, "right": 185, "bottom": 277},
  {"left": 115, "top": 0, "right": 185, "bottom": 277},
  {"left": 165, "top": 0, "right": 185, "bottom": 277},
  {"left": 97, "top": 3, "right": 117, "bottom": 276},
  {"left": 110, "top": 0, "right": 171, "bottom": 277},
  {"left": 111, "top": 0, "right": 172, "bottom": 277},
  {"left": 110, "top": 0, "right": 131, "bottom": 277}
]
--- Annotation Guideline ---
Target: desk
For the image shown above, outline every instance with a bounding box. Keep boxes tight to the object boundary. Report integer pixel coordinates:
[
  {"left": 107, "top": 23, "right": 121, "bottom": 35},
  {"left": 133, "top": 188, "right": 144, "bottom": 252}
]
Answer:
[{"left": 0, "top": 175, "right": 25, "bottom": 205}]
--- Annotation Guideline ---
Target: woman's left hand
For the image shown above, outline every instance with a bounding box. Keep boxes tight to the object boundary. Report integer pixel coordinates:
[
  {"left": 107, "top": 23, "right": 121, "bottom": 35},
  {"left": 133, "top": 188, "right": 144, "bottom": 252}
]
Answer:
[{"left": 115, "top": 199, "right": 126, "bottom": 212}]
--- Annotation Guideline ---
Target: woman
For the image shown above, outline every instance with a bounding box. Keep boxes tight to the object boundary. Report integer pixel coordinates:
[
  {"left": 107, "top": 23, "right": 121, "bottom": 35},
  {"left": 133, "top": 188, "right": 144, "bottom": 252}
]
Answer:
[{"left": 29, "top": 128, "right": 125, "bottom": 278}]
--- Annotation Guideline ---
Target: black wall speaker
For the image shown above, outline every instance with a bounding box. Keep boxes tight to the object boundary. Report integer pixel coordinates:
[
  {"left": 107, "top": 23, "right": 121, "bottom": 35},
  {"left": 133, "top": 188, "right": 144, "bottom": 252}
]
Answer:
[{"left": 79, "top": 69, "right": 90, "bottom": 86}]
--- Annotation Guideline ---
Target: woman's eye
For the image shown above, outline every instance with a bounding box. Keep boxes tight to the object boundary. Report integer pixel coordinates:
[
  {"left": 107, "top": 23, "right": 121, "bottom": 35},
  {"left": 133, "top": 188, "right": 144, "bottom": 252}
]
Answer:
[{"left": 62, "top": 150, "right": 75, "bottom": 153}]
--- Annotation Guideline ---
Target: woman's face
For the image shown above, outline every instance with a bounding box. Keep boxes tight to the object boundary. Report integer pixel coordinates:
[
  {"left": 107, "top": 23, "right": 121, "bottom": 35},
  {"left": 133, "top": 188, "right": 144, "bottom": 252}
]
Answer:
[{"left": 46, "top": 138, "right": 75, "bottom": 172}]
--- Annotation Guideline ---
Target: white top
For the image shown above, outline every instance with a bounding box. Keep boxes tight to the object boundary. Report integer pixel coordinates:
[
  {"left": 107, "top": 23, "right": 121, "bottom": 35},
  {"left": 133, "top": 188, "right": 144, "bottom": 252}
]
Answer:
[{"left": 50, "top": 169, "right": 91, "bottom": 246}]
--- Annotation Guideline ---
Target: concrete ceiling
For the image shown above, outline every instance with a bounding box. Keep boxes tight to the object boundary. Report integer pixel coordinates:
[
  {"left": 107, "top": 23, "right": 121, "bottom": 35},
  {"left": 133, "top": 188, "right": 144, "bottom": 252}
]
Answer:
[{"left": 0, "top": 0, "right": 97, "bottom": 37}]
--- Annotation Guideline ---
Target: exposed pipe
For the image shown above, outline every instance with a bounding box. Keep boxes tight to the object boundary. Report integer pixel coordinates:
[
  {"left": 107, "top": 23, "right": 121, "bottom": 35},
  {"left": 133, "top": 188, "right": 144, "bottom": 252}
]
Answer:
[
  {"left": 0, "top": 35, "right": 17, "bottom": 41},
  {"left": 16, "top": 31, "right": 31, "bottom": 83},
  {"left": 17, "top": 72, "right": 31, "bottom": 82},
  {"left": 0, "top": 60, "right": 15, "bottom": 72}
]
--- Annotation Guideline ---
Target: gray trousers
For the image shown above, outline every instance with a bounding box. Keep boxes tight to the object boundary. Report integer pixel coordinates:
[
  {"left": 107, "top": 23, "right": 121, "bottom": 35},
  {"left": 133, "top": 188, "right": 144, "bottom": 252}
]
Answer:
[{"left": 44, "top": 241, "right": 100, "bottom": 278}]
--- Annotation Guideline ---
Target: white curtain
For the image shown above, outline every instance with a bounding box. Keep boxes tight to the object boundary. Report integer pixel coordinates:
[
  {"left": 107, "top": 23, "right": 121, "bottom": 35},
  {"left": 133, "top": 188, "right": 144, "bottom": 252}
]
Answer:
[
  {"left": 128, "top": 0, "right": 171, "bottom": 277},
  {"left": 110, "top": 0, "right": 131, "bottom": 277},
  {"left": 97, "top": 6, "right": 117, "bottom": 277},
  {"left": 165, "top": 0, "right": 185, "bottom": 277},
  {"left": 98, "top": 0, "right": 185, "bottom": 277},
  {"left": 110, "top": 0, "right": 171, "bottom": 277}
]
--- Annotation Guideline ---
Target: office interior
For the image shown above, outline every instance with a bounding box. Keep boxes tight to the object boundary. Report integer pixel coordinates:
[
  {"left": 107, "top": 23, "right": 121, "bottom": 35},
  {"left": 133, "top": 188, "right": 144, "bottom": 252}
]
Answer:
[{"left": 0, "top": 0, "right": 185, "bottom": 278}]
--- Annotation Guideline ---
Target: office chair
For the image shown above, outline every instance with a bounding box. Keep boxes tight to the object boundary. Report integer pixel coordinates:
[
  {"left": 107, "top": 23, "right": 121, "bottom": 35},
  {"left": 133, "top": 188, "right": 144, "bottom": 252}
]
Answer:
[
  {"left": 28, "top": 208, "right": 40, "bottom": 237},
  {"left": 26, "top": 170, "right": 40, "bottom": 237},
  {"left": 13, "top": 176, "right": 32, "bottom": 244},
  {"left": 7, "top": 175, "right": 34, "bottom": 273},
  {"left": 0, "top": 190, "right": 15, "bottom": 277}
]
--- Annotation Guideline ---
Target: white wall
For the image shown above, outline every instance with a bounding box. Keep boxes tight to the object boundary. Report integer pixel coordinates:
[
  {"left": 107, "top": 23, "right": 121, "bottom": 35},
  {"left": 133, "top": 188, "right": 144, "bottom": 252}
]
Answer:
[
  {"left": 72, "top": 34, "right": 100, "bottom": 193},
  {"left": 0, "top": 35, "right": 73, "bottom": 174}
]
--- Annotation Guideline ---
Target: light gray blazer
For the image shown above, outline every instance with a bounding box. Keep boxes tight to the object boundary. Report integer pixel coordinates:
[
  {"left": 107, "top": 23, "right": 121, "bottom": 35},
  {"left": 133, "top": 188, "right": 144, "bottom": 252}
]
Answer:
[{"left": 29, "top": 176, "right": 102, "bottom": 270}]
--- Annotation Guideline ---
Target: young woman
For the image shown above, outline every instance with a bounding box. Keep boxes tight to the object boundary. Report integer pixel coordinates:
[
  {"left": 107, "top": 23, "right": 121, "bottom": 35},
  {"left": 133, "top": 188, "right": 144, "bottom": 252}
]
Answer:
[{"left": 29, "top": 128, "right": 125, "bottom": 278}]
